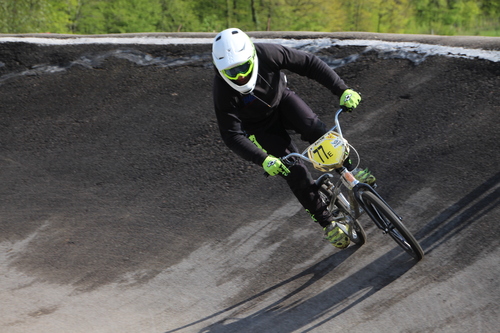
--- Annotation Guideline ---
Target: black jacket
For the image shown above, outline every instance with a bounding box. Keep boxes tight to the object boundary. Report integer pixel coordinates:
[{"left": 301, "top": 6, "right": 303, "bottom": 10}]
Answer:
[{"left": 213, "top": 43, "right": 348, "bottom": 166}]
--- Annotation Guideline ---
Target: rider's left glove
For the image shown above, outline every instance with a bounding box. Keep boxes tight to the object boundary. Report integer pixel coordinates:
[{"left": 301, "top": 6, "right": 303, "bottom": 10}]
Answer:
[
  {"left": 262, "top": 155, "right": 290, "bottom": 176},
  {"left": 340, "top": 89, "right": 361, "bottom": 112}
]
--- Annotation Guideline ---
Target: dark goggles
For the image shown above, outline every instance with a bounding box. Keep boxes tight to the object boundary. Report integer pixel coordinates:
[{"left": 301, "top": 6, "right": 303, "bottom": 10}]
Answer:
[{"left": 222, "top": 59, "right": 254, "bottom": 80}]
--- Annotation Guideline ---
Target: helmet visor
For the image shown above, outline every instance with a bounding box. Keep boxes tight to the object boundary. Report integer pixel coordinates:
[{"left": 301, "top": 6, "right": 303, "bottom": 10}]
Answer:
[{"left": 222, "top": 59, "right": 254, "bottom": 81}]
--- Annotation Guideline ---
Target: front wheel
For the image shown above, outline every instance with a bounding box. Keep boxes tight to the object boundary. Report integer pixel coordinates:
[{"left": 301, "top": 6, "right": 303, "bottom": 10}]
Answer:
[{"left": 361, "top": 191, "right": 424, "bottom": 260}]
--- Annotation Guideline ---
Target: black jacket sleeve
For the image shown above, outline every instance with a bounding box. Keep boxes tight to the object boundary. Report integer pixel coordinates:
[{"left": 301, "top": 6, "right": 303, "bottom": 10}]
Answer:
[
  {"left": 258, "top": 43, "right": 348, "bottom": 96},
  {"left": 213, "top": 75, "right": 269, "bottom": 165}
]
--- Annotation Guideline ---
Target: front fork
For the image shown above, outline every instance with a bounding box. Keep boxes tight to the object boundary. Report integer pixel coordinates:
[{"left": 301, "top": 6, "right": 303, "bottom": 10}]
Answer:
[
  {"left": 335, "top": 167, "right": 402, "bottom": 221},
  {"left": 317, "top": 167, "right": 402, "bottom": 224},
  {"left": 352, "top": 181, "right": 403, "bottom": 232}
]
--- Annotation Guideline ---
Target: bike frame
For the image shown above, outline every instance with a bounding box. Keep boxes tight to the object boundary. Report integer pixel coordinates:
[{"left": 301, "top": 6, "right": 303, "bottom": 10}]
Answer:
[
  {"left": 282, "top": 108, "right": 424, "bottom": 260},
  {"left": 281, "top": 109, "right": 402, "bottom": 229}
]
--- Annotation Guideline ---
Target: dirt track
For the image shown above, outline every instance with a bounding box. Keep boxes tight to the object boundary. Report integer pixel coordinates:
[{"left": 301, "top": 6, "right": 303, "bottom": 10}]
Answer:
[{"left": 0, "top": 33, "right": 499, "bottom": 332}]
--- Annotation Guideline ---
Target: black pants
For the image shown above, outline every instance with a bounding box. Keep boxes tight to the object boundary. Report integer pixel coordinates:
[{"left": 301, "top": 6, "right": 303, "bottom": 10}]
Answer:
[{"left": 249, "top": 89, "right": 333, "bottom": 227}]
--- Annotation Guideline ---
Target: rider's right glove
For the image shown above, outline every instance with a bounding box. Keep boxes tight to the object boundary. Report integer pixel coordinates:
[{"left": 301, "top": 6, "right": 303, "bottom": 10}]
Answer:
[
  {"left": 340, "top": 89, "right": 361, "bottom": 112},
  {"left": 262, "top": 155, "right": 290, "bottom": 176}
]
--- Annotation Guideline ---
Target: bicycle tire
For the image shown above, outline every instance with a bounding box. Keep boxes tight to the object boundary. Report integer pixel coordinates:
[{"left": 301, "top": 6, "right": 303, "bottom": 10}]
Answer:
[
  {"left": 361, "top": 191, "right": 424, "bottom": 260},
  {"left": 319, "top": 186, "right": 366, "bottom": 246},
  {"left": 345, "top": 210, "right": 366, "bottom": 246}
]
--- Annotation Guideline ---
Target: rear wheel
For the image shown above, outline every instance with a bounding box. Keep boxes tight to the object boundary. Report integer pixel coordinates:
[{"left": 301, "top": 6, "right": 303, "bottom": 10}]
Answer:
[
  {"left": 361, "top": 191, "right": 424, "bottom": 260},
  {"left": 346, "top": 213, "right": 366, "bottom": 246},
  {"left": 319, "top": 185, "right": 366, "bottom": 246}
]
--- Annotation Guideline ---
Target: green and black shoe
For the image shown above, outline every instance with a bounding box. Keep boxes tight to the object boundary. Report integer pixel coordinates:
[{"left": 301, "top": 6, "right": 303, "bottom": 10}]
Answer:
[
  {"left": 323, "top": 222, "right": 351, "bottom": 249},
  {"left": 353, "top": 168, "right": 376, "bottom": 186}
]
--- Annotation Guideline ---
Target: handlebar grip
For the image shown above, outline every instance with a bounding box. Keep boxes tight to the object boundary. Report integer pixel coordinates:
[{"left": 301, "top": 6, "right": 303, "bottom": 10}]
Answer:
[{"left": 281, "top": 157, "right": 295, "bottom": 168}]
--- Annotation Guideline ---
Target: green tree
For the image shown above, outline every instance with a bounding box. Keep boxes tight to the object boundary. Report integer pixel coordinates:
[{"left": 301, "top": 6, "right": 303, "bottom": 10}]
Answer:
[
  {"left": 478, "top": 0, "right": 500, "bottom": 35},
  {"left": 411, "top": 0, "right": 483, "bottom": 34},
  {"left": 272, "top": 0, "right": 329, "bottom": 31},
  {"left": 0, "top": 0, "right": 49, "bottom": 33},
  {"left": 0, "top": 0, "right": 497, "bottom": 35},
  {"left": 193, "top": 0, "right": 226, "bottom": 31},
  {"left": 44, "top": 0, "right": 85, "bottom": 34},
  {"left": 372, "top": 0, "right": 412, "bottom": 33},
  {"left": 337, "top": 0, "right": 378, "bottom": 32},
  {"left": 156, "top": 0, "right": 201, "bottom": 32},
  {"left": 77, "top": 0, "right": 161, "bottom": 33}
]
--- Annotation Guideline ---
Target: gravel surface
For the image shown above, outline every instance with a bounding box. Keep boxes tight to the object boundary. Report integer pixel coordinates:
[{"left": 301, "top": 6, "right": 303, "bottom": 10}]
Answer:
[{"left": 0, "top": 32, "right": 499, "bottom": 333}]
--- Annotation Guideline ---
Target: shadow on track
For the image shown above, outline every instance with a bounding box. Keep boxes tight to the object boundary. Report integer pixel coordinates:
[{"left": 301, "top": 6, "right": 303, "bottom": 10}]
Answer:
[
  {"left": 164, "top": 246, "right": 357, "bottom": 333},
  {"left": 166, "top": 244, "right": 418, "bottom": 333},
  {"left": 166, "top": 173, "right": 499, "bottom": 333},
  {"left": 416, "top": 171, "right": 500, "bottom": 254}
]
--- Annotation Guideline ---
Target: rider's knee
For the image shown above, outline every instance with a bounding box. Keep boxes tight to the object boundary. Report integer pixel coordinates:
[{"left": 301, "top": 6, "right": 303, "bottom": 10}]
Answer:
[{"left": 300, "top": 118, "right": 327, "bottom": 143}]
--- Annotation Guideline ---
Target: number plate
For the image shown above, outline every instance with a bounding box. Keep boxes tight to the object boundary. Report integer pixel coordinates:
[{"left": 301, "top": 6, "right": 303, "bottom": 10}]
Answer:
[{"left": 307, "top": 131, "right": 348, "bottom": 171}]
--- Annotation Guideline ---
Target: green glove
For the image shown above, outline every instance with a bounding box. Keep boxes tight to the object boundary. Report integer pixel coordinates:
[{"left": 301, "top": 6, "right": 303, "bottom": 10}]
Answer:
[
  {"left": 262, "top": 155, "right": 290, "bottom": 176},
  {"left": 340, "top": 89, "right": 361, "bottom": 111}
]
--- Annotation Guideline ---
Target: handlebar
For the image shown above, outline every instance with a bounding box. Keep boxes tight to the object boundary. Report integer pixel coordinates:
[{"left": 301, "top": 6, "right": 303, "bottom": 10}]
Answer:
[{"left": 281, "top": 108, "right": 345, "bottom": 166}]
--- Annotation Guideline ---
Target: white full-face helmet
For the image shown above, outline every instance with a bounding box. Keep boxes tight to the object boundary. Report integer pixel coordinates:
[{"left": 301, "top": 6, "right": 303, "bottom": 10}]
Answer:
[{"left": 212, "top": 28, "right": 258, "bottom": 94}]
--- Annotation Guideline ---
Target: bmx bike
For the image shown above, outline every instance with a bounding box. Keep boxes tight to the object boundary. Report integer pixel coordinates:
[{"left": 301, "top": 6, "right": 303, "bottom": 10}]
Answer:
[{"left": 281, "top": 109, "right": 424, "bottom": 261}]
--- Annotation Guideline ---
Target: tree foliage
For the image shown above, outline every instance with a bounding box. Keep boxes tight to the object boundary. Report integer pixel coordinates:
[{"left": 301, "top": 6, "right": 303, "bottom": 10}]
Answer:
[{"left": 0, "top": 0, "right": 497, "bottom": 35}]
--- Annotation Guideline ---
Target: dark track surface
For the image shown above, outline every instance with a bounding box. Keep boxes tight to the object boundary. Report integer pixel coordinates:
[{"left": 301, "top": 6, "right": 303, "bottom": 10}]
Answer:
[{"left": 0, "top": 33, "right": 499, "bottom": 332}]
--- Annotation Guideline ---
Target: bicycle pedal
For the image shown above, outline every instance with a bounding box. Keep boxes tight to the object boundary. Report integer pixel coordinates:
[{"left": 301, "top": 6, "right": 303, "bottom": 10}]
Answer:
[{"left": 332, "top": 215, "right": 347, "bottom": 223}]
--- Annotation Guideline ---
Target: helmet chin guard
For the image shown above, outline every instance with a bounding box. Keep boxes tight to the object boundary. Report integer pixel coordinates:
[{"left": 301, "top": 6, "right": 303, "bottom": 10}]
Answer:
[{"left": 212, "top": 28, "right": 258, "bottom": 94}]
